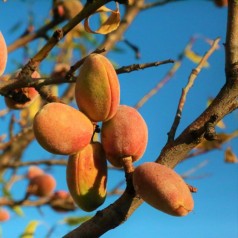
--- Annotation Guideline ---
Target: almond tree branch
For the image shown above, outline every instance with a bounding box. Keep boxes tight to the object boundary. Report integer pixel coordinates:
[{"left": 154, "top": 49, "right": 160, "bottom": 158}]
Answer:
[
  {"left": 115, "top": 59, "right": 174, "bottom": 74},
  {"left": 63, "top": 190, "right": 141, "bottom": 238},
  {"left": 0, "top": 58, "right": 173, "bottom": 95},
  {"left": 157, "top": 1, "right": 238, "bottom": 168},
  {"left": 157, "top": 72, "right": 238, "bottom": 168}
]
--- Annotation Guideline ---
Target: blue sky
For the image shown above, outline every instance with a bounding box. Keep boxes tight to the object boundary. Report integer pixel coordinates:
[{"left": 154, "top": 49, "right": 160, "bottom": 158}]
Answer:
[{"left": 0, "top": 1, "right": 237, "bottom": 238}]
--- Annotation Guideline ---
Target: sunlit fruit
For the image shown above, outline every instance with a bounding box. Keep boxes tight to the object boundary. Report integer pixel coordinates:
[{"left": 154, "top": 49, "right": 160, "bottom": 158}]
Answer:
[
  {"left": 75, "top": 53, "right": 120, "bottom": 122},
  {"left": 33, "top": 102, "right": 94, "bottom": 155},
  {"left": 133, "top": 162, "right": 194, "bottom": 216},
  {"left": 101, "top": 105, "right": 148, "bottom": 167}
]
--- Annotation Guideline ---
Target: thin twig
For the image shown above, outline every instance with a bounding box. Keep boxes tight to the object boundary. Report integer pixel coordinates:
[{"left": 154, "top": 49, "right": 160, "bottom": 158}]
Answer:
[
  {"left": 0, "top": 58, "right": 174, "bottom": 96},
  {"left": 3, "top": 159, "right": 67, "bottom": 169},
  {"left": 167, "top": 37, "right": 220, "bottom": 142},
  {"left": 116, "top": 59, "right": 174, "bottom": 74},
  {"left": 0, "top": 196, "right": 51, "bottom": 207}
]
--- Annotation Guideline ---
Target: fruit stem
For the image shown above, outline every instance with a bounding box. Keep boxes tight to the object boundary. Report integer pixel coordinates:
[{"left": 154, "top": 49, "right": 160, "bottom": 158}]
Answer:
[
  {"left": 186, "top": 183, "right": 198, "bottom": 193},
  {"left": 121, "top": 156, "right": 134, "bottom": 174},
  {"left": 91, "top": 123, "right": 100, "bottom": 142},
  {"left": 121, "top": 156, "right": 135, "bottom": 195}
]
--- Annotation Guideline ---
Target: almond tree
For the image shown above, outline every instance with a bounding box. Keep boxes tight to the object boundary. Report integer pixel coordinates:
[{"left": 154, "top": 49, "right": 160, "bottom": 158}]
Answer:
[{"left": 0, "top": 0, "right": 237, "bottom": 237}]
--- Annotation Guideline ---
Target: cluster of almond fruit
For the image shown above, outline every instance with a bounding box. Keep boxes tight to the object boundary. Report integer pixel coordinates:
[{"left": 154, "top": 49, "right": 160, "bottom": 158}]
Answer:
[
  {"left": 32, "top": 53, "right": 194, "bottom": 216},
  {"left": 1, "top": 31, "right": 193, "bottom": 216},
  {"left": 33, "top": 53, "right": 148, "bottom": 212}
]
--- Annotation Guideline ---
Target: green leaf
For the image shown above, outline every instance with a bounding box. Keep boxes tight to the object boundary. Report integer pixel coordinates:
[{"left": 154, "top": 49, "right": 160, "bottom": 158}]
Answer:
[
  {"left": 12, "top": 206, "right": 24, "bottom": 217},
  {"left": 63, "top": 216, "right": 92, "bottom": 226},
  {"left": 185, "top": 48, "right": 209, "bottom": 67},
  {"left": 2, "top": 186, "right": 12, "bottom": 199},
  {"left": 19, "top": 220, "right": 40, "bottom": 238}
]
